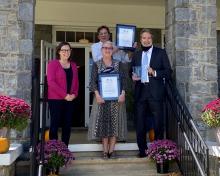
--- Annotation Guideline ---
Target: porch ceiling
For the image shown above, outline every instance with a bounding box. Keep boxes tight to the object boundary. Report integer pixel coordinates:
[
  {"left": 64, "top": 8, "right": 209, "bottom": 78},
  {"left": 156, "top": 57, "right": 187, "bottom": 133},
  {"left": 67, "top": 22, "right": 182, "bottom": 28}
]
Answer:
[{"left": 39, "top": 0, "right": 164, "bottom": 6}]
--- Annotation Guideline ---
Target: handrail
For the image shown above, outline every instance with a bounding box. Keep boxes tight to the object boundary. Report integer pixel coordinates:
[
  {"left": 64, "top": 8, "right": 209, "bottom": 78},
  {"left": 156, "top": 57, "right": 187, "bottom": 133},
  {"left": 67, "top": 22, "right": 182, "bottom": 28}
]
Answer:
[
  {"left": 182, "top": 129, "right": 206, "bottom": 176},
  {"left": 189, "top": 119, "right": 207, "bottom": 148},
  {"left": 165, "top": 80, "right": 209, "bottom": 176},
  {"left": 30, "top": 58, "right": 40, "bottom": 176},
  {"left": 167, "top": 80, "right": 208, "bottom": 148},
  {"left": 38, "top": 77, "right": 48, "bottom": 176},
  {"left": 177, "top": 117, "right": 208, "bottom": 176}
]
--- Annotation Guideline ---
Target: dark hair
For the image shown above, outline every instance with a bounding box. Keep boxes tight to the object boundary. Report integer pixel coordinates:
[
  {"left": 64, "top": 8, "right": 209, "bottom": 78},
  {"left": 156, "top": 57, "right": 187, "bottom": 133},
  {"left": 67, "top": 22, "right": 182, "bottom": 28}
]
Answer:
[
  {"left": 97, "top": 25, "right": 110, "bottom": 34},
  {"left": 56, "top": 41, "right": 72, "bottom": 60},
  {"left": 140, "top": 28, "right": 154, "bottom": 39}
]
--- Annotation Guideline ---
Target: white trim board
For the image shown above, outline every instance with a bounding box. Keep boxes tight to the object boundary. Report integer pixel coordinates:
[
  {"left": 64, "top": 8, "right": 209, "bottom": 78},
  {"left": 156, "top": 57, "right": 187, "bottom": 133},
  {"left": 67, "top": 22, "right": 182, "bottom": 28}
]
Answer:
[
  {"left": 68, "top": 143, "right": 138, "bottom": 152},
  {"left": 0, "top": 144, "right": 22, "bottom": 166}
]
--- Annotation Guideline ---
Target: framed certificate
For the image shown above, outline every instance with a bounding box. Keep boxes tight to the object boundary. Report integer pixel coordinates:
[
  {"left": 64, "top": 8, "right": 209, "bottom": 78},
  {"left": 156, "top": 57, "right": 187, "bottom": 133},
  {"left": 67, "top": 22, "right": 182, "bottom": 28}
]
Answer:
[
  {"left": 98, "top": 73, "right": 121, "bottom": 100},
  {"left": 116, "top": 24, "right": 136, "bottom": 50}
]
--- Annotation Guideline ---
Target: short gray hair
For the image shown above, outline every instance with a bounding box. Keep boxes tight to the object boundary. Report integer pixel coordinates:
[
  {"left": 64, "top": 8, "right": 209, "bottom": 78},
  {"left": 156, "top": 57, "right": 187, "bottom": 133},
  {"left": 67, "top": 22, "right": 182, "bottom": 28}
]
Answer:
[
  {"left": 102, "top": 41, "right": 113, "bottom": 47},
  {"left": 140, "top": 28, "right": 153, "bottom": 39}
]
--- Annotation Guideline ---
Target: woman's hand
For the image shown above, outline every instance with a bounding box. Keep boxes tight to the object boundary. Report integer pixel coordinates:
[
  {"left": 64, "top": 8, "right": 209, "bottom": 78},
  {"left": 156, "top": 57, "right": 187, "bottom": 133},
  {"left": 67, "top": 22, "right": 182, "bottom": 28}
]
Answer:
[
  {"left": 69, "top": 94, "right": 76, "bottom": 101},
  {"left": 64, "top": 94, "right": 76, "bottom": 101},
  {"left": 118, "top": 91, "right": 125, "bottom": 103},
  {"left": 64, "top": 94, "right": 71, "bottom": 101},
  {"left": 95, "top": 91, "right": 105, "bottom": 104}
]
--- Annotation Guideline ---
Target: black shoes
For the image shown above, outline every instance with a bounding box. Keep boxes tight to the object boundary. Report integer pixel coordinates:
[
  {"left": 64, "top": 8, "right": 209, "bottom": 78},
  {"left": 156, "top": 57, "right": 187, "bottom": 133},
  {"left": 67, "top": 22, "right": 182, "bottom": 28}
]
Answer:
[
  {"left": 138, "top": 153, "right": 147, "bottom": 158},
  {"left": 102, "top": 151, "right": 117, "bottom": 159},
  {"left": 108, "top": 151, "right": 116, "bottom": 159},
  {"left": 103, "top": 152, "right": 108, "bottom": 159}
]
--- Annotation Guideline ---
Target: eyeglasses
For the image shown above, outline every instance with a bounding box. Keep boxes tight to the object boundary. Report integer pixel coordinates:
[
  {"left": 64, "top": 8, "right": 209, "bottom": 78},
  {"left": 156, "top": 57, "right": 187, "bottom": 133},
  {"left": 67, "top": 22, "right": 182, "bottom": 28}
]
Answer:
[
  {"left": 60, "top": 49, "right": 71, "bottom": 52},
  {"left": 102, "top": 47, "right": 113, "bottom": 50},
  {"left": 99, "top": 32, "right": 108, "bottom": 36}
]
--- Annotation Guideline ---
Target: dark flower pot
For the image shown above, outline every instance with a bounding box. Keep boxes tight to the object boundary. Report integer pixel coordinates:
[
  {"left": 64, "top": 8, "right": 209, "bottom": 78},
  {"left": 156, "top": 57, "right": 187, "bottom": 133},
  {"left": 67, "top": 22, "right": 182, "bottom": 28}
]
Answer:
[{"left": 156, "top": 161, "right": 169, "bottom": 173}]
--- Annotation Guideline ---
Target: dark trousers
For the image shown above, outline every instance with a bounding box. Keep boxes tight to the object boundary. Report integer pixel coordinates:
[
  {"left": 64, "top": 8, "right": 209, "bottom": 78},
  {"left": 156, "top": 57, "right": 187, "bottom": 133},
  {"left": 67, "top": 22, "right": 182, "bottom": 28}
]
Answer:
[
  {"left": 48, "top": 100, "right": 75, "bottom": 146},
  {"left": 135, "top": 84, "right": 164, "bottom": 155}
]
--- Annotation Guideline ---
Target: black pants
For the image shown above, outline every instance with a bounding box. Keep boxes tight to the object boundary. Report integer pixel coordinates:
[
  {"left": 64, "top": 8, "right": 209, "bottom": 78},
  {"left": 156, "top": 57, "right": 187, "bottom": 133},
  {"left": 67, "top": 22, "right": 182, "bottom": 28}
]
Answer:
[
  {"left": 135, "top": 84, "right": 164, "bottom": 156},
  {"left": 48, "top": 100, "right": 75, "bottom": 146}
]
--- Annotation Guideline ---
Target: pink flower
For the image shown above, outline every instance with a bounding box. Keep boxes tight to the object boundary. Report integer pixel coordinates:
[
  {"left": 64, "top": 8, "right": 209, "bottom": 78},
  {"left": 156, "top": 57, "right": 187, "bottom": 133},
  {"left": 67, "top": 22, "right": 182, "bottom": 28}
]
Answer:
[
  {"left": 0, "top": 95, "right": 31, "bottom": 130},
  {"left": 201, "top": 98, "right": 220, "bottom": 127}
]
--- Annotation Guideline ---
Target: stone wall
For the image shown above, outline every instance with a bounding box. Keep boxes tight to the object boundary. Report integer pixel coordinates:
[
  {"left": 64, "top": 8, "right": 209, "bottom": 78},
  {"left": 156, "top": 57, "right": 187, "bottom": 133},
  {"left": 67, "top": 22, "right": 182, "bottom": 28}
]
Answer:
[
  {"left": 0, "top": 164, "right": 15, "bottom": 176},
  {"left": 218, "top": 31, "right": 220, "bottom": 95},
  {"left": 165, "top": 0, "right": 218, "bottom": 119},
  {"left": 0, "top": 0, "right": 34, "bottom": 103}
]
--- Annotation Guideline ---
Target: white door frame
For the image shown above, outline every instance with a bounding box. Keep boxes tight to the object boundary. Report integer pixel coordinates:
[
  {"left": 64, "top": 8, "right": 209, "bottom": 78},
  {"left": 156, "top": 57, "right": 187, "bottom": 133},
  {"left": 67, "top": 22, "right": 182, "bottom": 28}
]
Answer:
[{"left": 68, "top": 43, "right": 91, "bottom": 127}]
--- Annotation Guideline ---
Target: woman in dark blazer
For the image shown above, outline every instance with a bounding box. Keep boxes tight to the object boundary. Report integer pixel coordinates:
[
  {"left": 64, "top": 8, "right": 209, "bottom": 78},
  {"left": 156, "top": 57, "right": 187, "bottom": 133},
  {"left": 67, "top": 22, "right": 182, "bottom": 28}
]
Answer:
[{"left": 47, "top": 41, "right": 79, "bottom": 146}]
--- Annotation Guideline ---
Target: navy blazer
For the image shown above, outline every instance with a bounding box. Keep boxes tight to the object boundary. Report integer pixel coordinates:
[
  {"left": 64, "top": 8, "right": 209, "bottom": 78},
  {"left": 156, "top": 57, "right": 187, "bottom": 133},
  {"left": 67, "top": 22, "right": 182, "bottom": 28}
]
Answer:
[{"left": 131, "top": 46, "right": 172, "bottom": 101}]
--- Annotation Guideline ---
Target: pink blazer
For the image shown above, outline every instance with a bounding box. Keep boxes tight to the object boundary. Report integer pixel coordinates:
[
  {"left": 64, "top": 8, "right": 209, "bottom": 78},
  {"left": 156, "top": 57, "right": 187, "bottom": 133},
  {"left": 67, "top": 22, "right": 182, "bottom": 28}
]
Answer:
[{"left": 47, "top": 59, "right": 79, "bottom": 100}]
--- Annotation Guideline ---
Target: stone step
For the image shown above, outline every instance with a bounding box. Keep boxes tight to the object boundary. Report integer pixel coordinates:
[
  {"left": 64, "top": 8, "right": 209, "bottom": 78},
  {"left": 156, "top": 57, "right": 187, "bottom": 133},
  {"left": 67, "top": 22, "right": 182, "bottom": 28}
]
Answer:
[{"left": 60, "top": 156, "right": 180, "bottom": 176}]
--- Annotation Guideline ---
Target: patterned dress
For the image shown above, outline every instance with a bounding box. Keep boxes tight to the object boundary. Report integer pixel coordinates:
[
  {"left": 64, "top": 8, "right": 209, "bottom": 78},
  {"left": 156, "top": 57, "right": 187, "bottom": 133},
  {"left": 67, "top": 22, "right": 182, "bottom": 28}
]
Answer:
[{"left": 88, "top": 59, "right": 127, "bottom": 141}]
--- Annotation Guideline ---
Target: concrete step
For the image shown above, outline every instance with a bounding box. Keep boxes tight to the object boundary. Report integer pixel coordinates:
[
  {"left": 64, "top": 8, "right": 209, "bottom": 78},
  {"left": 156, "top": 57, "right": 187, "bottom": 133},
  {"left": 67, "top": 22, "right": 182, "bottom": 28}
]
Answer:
[
  {"left": 59, "top": 151, "right": 181, "bottom": 176},
  {"left": 15, "top": 146, "right": 181, "bottom": 176},
  {"left": 73, "top": 150, "right": 139, "bottom": 158}
]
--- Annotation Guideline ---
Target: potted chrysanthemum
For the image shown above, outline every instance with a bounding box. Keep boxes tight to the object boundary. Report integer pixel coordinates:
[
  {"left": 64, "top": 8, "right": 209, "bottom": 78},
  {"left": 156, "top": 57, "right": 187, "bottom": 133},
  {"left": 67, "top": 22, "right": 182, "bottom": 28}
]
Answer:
[
  {"left": 36, "top": 140, "right": 74, "bottom": 176},
  {"left": 0, "top": 95, "right": 31, "bottom": 131},
  {"left": 0, "top": 95, "right": 31, "bottom": 153},
  {"left": 146, "top": 139, "right": 180, "bottom": 174},
  {"left": 201, "top": 98, "right": 220, "bottom": 143}
]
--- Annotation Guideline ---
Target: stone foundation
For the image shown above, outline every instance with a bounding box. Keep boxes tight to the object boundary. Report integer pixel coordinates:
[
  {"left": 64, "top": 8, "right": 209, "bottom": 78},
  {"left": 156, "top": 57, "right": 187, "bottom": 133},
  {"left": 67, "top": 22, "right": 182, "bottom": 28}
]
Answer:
[{"left": 0, "top": 163, "right": 15, "bottom": 176}]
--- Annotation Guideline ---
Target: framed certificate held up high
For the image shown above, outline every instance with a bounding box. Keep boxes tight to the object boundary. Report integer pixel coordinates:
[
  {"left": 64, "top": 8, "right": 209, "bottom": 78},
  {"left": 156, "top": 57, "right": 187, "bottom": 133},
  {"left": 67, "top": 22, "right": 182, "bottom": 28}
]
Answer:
[
  {"left": 98, "top": 73, "right": 121, "bottom": 101},
  {"left": 116, "top": 24, "right": 136, "bottom": 50}
]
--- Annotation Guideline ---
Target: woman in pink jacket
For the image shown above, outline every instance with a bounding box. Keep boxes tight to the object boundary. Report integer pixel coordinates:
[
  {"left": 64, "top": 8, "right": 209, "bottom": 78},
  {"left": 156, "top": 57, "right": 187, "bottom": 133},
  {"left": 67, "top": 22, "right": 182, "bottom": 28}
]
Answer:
[{"left": 47, "top": 41, "right": 79, "bottom": 146}]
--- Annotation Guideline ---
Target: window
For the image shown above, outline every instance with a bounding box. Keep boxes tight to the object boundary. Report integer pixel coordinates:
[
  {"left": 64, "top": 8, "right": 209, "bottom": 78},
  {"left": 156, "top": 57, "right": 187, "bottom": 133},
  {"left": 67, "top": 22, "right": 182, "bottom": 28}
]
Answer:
[
  {"left": 55, "top": 31, "right": 112, "bottom": 43},
  {"left": 56, "top": 31, "right": 65, "bottom": 42},
  {"left": 66, "top": 32, "right": 75, "bottom": 42}
]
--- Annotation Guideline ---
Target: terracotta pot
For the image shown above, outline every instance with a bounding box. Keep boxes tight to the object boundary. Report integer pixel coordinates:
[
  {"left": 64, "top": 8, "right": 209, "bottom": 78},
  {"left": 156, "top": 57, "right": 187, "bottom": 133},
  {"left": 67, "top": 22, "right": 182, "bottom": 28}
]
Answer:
[
  {"left": 46, "top": 167, "right": 59, "bottom": 176},
  {"left": 48, "top": 174, "right": 59, "bottom": 176}
]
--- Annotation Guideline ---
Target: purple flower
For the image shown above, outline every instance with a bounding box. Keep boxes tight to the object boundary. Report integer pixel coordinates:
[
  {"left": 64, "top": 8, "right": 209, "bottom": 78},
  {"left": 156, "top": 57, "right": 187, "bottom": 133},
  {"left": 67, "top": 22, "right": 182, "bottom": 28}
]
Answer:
[
  {"left": 36, "top": 140, "right": 74, "bottom": 169},
  {"left": 146, "top": 139, "right": 180, "bottom": 164}
]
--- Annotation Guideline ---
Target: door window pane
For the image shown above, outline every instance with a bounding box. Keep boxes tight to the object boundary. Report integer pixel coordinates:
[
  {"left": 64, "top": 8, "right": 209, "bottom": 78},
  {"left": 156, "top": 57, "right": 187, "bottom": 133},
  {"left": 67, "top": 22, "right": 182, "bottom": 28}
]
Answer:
[
  {"left": 85, "top": 32, "right": 93, "bottom": 43},
  {"left": 76, "top": 32, "right": 84, "bottom": 42},
  {"left": 56, "top": 31, "right": 65, "bottom": 42},
  {"left": 66, "top": 32, "right": 75, "bottom": 42}
]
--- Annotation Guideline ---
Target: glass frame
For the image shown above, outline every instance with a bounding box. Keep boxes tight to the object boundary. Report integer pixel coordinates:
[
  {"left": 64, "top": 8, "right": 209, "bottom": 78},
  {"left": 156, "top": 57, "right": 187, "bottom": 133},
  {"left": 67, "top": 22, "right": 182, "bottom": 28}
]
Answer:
[
  {"left": 116, "top": 24, "right": 136, "bottom": 50},
  {"left": 98, "top": 73, "right": 121, "bottom": 101}
]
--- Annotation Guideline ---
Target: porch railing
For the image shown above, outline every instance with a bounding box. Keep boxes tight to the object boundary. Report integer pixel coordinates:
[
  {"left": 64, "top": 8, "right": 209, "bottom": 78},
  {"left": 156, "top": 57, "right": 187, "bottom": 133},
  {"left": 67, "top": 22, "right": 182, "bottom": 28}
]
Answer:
[
  {"left": 165, "top": 80, "right": 209, "bottom": 176},
  {"left": 30, "top": 58, "right": 40, "bottom": 176},
  {"left": 30, "top": 58, "right": 48, "bottom": 176}
]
